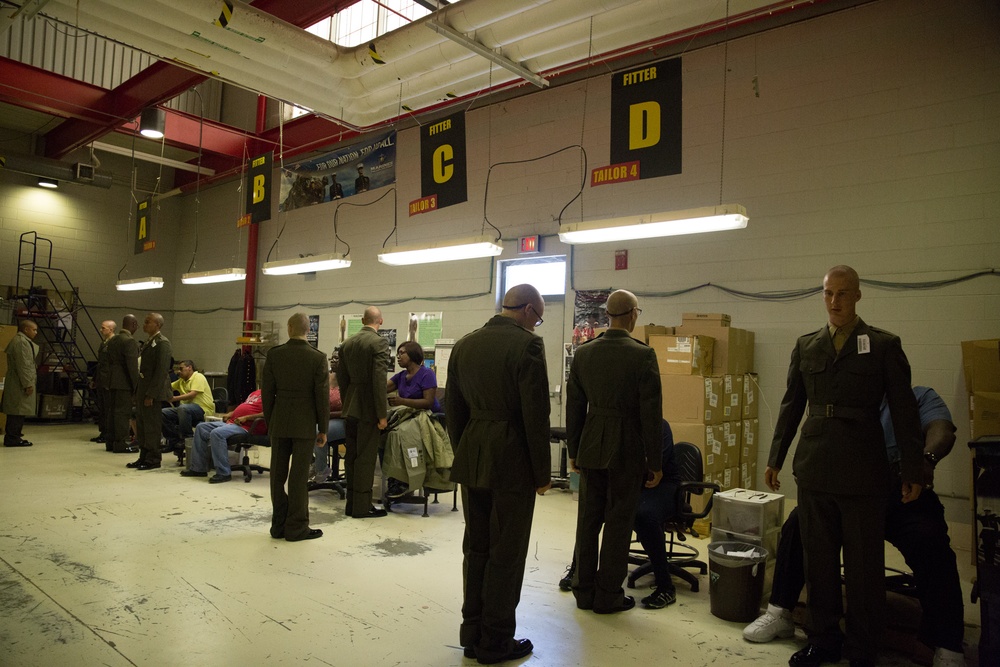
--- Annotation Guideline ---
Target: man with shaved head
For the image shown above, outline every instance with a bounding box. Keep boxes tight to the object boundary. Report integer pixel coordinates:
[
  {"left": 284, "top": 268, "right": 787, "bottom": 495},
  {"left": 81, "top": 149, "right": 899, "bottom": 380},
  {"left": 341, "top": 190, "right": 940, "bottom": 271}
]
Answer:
[
  {"left": 337, "top": 305, "right": 392, "bottom": 518},
  {"left": 128, "top": 313, "right": 172, "bottom": 470},
  {"left": 90, "top": 319, "right": 117, "bottom": 444},
  {"left": 106, "top": 315, "right": 140, "bottom": 453},
  {"left": 567, "top": 289, "right": 663, "bottom": 614},
  {"left": 766, "top": 265, "right": 923, "bottom": 667},
  {"left": 446, "top": 283, "right": 551, "bottom": 664},
  {"left": 262, "top": 313, "right": 330, "bottom": 540}
]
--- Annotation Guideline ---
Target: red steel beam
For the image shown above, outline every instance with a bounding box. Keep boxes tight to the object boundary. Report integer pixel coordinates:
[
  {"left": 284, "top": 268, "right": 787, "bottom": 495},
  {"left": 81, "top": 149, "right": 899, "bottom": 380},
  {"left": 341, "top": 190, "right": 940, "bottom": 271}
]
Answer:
[{"left": 44, "top": 61, "right": 209, "bottom": 158}]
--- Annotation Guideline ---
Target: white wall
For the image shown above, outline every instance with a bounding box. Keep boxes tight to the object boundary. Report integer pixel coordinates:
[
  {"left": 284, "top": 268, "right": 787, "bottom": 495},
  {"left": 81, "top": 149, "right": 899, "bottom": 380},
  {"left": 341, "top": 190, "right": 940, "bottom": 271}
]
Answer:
[{"left": 4, "top": 0, "right": 996, "bottom": 519}]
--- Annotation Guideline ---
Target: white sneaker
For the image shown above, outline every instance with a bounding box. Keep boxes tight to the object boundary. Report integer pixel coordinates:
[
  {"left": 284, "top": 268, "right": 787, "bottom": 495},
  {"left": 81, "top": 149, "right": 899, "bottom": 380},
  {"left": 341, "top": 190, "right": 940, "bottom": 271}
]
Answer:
[
  {"left": 742, "top": 608, "right": 794, "bottom": 643},
  {"left": 932, "top": 647, "right": 966, "bottom": 667}
]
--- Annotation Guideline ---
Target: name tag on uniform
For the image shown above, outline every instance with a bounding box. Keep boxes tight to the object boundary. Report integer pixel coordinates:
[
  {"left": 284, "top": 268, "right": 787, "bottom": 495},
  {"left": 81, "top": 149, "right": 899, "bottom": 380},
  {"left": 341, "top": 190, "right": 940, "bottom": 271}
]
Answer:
[{"left": 857, "top": 334, "right": 870, "bottom": 354}]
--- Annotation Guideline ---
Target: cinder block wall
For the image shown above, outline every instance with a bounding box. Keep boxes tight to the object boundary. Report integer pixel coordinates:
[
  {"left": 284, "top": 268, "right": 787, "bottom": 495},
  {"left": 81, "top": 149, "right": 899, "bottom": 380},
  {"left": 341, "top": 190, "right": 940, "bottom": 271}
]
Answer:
[{"left": 2, "top": 0, "right": 996, "bottom": 519}]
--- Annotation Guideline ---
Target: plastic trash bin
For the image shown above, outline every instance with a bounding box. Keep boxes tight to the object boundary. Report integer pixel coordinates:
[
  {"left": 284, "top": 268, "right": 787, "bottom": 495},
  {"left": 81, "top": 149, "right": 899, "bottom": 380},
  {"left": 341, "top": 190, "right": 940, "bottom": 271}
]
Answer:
[{"left": 708, "top": 541, "right": 769, "bottom": 622}]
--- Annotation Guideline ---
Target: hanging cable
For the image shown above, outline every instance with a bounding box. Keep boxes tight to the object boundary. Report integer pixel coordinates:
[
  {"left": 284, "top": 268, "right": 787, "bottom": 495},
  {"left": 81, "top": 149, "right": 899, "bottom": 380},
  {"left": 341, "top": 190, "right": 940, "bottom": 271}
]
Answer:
[{"left": 186, "top": 87, "right": 205, "bottom": 273}]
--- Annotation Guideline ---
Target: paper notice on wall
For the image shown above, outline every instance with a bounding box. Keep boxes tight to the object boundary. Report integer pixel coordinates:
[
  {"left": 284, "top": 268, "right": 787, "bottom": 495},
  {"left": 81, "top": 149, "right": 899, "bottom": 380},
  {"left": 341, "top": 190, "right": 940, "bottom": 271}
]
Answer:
[
  {"left": 409, "top": 312, "right": 443, "bottom": 349},
  {"left": 340, "top": 314, "right": 364, "bottom": 343}
]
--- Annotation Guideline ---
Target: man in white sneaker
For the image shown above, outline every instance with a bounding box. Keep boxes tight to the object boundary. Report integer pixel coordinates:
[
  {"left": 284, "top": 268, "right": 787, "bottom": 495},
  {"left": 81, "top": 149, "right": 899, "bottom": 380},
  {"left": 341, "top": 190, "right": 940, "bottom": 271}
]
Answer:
[{"left": 746, "top": 385, "right": 964, "bottom": 667}]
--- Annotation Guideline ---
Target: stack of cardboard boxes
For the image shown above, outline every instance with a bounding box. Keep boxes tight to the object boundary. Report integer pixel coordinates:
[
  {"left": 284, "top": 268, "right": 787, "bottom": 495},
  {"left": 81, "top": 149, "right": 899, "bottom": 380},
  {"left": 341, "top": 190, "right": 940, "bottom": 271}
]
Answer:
[
  {"left": 647, "top": 313, "right": 758, "bottom": 512},
  {"left": 962, "top": 339, "right": 1000, "bottom": 439}
]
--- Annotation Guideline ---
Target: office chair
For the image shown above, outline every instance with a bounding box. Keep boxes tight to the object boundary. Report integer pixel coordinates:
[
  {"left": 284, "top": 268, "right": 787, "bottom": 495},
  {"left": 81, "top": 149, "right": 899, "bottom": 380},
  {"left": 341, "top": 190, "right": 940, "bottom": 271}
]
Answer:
[
  {"left": 309, "top": 418, "right": 346, "bottom": 499},
  {"left": 211, "top": 387, "right": 229, "bottom": 414},
  {"left": 627, "top": 441, "right": 720, "bottom": 592},
  {"left": 225, "top": 418, "right": 270, "bottom": 483}
]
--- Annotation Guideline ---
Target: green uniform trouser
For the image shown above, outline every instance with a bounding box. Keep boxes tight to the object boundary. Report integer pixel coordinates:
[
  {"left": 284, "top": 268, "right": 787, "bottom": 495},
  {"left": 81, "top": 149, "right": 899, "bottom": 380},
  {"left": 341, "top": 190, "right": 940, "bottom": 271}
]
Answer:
[
  {"left": 136, "top": 400, "right": 161, "bottom": 464},
  {"left": 270, "top": 436, "right": 314, "bottom": 540},
  {"left": 344, "top": 418, "right": 380, "bottom": 517}
]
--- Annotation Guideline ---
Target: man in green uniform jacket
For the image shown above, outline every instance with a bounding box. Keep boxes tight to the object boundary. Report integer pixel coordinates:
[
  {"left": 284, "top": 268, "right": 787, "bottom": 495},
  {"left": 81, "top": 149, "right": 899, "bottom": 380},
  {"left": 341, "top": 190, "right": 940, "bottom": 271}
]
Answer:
[
  {"left": 2, "top": 319, "right": 39, "bottom": 447},
  {"left": 128, "top": 313, "right": 172, "bottom": 470}
]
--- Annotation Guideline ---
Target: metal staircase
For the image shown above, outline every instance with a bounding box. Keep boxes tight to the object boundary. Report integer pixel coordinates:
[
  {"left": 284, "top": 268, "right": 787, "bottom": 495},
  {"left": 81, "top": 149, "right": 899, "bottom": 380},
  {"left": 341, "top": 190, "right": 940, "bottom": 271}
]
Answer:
[{"left": 10, "top": 231, "right": 101, "bottom": 419}]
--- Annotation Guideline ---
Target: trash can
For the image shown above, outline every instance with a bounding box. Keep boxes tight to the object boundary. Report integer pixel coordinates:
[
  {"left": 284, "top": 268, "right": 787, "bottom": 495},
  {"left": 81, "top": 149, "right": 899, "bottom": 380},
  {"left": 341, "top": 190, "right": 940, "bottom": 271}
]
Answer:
[{"left": 708, "top": 541, "right": 769, "bottom": 622}]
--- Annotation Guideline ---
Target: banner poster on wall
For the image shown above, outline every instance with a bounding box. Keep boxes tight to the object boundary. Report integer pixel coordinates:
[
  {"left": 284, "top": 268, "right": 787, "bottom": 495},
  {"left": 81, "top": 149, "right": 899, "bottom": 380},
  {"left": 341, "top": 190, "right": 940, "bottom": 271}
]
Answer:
[
  {"left": 307, "top": 315, "right": 320, "bottom": 348},
  {"left": 595, "top": 57, "right": 682, "bottom": 187},
  {"left": 278, "top": 131, "right": 396, "bottom": 212},
  {"left": 413, "top": 111, "right": 467, "bottom": 215},
  {"left": 378, "top": 328, "right": 397, "bottom": 351},
  {"left": 245, "top": 151, "right": 273, "bottom": 225},
  {"left": 572, "top": 290, "right": 611, "bottom": 349},
  {"left": 339, "top": 314, "right": 364, "bottom": 343},
  {"left": 134, "top": 198, "right": 155, "bottom": 254},
  {"left": 408, "top": 312, "right": 443, "bottom": 350}
]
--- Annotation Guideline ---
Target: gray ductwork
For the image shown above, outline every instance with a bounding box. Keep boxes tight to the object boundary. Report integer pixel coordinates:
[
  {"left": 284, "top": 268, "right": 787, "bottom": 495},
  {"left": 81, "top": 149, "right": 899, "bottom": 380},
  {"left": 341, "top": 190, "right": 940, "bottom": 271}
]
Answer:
[{"left": 0, "top": 152, "right": 114, "bottom": 188}]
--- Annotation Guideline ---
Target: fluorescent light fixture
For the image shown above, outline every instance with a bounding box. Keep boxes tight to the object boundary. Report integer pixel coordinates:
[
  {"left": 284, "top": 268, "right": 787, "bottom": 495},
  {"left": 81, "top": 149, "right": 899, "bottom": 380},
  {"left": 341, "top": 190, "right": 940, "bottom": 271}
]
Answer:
[
  {"left": 262, "top": 252, "right": 351, "bottom": 276},
  {"left": 115, "top": 277, "right": 164, "bottom": 291},
  {"left": 181, "top": 267, "right": 247, "bottom": 284},
  {"left": 378, "top": 235, "right": 504, "bottom": 266},
  {"left": 37, "top": 177, "right": 58, "bottom": 188},
  {"left": 427, "top": 21, "right": 548, "bottom": 89},
  {"left": 558, "top": 204, "right": 748, "bottom": 244},
  {"left": 139, "top": 107, "right": 165, "bottom": 139}
]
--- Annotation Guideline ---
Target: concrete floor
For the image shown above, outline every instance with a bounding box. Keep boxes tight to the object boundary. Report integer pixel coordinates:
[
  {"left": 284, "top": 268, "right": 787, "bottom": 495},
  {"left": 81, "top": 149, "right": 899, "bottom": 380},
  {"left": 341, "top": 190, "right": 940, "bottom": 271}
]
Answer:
[{"left": 0, "top": 422, "right": 981, "bottom": 666}]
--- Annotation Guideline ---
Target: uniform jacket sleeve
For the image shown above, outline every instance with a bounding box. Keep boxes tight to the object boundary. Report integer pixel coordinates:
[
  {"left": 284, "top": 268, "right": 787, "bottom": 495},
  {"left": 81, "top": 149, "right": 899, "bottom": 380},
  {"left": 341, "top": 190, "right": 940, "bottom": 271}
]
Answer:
[
  {"left": 519, "top": 335, "right": 552, "bottom": 488},
  {"left": 445, "top": 341, "right": 469, "bottom": 449},
  {"left": 262, "top": 349, "right": 276, "bottom": 425},
  {"left": 370, "top": 333, "right": 390, "bottom": 421},
  {"left": 314, "top": 353, "right": 331, "bottom": 434},
  {"left": 882, "top": 335, "right": 922, "bottom": 484},
  {"left": 638, "top": 347, "right": 663, "bottom": 473},
  {"left": 10, "top": 333, "right": 37, "bottom": 388},
  {"left": 768, "top": 341, "right": 807, "bottom": 470}
]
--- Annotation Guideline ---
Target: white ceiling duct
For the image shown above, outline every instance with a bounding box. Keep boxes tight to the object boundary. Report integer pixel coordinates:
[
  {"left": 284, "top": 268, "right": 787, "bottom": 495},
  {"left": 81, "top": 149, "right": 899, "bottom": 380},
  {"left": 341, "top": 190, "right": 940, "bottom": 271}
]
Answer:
[{"left": 22, "top": 0, "right": 787, "bottom": 129}]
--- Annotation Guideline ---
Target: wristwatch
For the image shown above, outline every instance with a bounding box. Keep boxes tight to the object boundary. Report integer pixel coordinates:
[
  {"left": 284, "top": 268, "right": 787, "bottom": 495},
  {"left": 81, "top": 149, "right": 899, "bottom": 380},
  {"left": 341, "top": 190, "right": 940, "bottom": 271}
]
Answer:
[{"left": 924, "top": 451, "right": 941, "bottom": 467}]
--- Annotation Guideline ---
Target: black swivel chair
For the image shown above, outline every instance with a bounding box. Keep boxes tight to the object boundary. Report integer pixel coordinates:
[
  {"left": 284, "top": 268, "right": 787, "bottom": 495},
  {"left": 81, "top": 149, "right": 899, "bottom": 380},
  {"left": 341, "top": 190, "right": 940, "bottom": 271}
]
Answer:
[
  {"left": 627, "top": 441, "right": 720, "bottom": 592},
  {"left": 309, "top": 418, "right": 347, "bottom": 499},
  {"left": 211, "top": 387, "right": 229, "bottom": 414},
  {"left": 225, "top": 418, "right": 270, "bottom": 483}
]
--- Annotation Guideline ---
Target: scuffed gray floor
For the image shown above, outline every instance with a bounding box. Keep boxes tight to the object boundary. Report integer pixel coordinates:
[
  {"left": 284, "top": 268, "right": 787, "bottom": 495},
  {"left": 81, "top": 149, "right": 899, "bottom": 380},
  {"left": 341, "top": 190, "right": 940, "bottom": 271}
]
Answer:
[{"left": 0, "top": 423, "right": 979, "bottom": 666}]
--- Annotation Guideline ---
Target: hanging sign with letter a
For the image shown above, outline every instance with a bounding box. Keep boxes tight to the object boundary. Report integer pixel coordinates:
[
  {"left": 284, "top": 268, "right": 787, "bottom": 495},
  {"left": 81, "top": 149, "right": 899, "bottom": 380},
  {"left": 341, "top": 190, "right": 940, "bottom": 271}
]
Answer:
[
  {"left": 414, "top": 111, "right": 467, "bottom": 215},
  {"left": 246, "top": 151, "right": 273, "bottom": 224},
  {"left": 134, "top": 198, "right": 155, "bottom": 254},
  {"left": 602, "top": 57, "right": 682, "bottom": 184}
]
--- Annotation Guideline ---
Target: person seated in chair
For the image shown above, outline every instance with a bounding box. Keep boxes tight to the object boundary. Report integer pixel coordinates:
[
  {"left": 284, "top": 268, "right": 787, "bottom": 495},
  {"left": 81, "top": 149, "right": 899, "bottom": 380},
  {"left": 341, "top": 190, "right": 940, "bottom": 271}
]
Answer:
[
  {"left": 181, "top": 389, "right": 265, "bottom": 483},
  {"left": 384, "top": 341, "right": 440, "bottom": 497},
  {"left": 559, "top": 419, "right": 680, "bottom": 610},
  {"left": 162, "top": 360, "right": 214, "bottom": 462},
  {"left": 743, "top": 386, "right": 964, "bottom": 667},
  {"left": 312, "top": 358, "right": 344, "bottom": 485}
]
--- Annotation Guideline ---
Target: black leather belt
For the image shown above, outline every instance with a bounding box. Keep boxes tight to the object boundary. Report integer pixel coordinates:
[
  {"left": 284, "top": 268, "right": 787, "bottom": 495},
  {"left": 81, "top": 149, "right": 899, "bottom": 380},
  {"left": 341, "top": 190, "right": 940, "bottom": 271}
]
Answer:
[{"left": 808, "top": 404, "right": 877, "bottom": 420}]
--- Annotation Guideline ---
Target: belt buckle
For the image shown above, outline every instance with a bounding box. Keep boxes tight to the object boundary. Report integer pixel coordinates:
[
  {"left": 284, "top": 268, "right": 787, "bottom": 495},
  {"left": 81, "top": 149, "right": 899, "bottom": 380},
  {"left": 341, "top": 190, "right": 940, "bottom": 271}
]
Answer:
[{"left": 825, "top": 404, "right": 834, "bottom": 418}]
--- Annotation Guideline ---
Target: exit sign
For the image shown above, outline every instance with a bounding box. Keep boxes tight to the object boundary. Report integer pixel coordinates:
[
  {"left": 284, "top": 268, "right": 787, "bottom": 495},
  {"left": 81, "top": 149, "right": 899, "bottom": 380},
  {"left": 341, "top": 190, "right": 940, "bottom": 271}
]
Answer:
[
  {"left": 519, "top": 235, "right": 540, "bottom": 254},
  {"left": 615, "top": 249, "right": 628, "bottom": 270}
]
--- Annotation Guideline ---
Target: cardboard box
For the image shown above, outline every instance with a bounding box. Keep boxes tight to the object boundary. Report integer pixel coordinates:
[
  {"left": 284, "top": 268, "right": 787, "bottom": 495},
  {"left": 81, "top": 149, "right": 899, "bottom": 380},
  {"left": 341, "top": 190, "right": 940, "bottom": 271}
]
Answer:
[
  {"left": 740, "top": 460, "right": 758, "bottom": 490},
  {"left": 971, "top": 391, "right": 1000, "bottom": 439},
  {"left": 682, "top": 312, "right": 731, "bottom": 326},
  {"left": 672, "top": 422, "right": 726, "bottom": 474},
  {"left": 661, "top": 374, "right": 740, "bottom": 424},
  {"left": 722, "top": 466, "right": 739, "bottom": 491},
  {"left": 721, "top": 421, "right": 741, "bottom": 469},
  {"left": 650, "top": 335, "right": 714, "bottom": 376},
  {"left": 962, "top": 339, "right": 1000, "bottom": 394},
  {"left": 741, "top": 418, "right": 759, "bottom": 465},
  {"left": 742, "top": 373, "right": 760, "bottom": 419},
  {"left": 39, "top": 394, "right": 70, "bottom": 419},
  {"left": 675, "top": 323, "right": 754, "bottom": 375},
  {"left": 632, "top": 325, "right": 670, "bottom": 344}
]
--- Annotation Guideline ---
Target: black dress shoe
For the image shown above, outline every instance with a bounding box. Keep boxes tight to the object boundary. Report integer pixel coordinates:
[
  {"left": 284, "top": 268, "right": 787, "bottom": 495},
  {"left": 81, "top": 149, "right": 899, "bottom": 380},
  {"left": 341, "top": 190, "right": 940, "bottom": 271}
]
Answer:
[
  {"left": 180, "top": 470, "right": 208, "bottom": 477},
  {"left": 286, "top": 529, "right": 323, "bottom": 542},
  {"left": 136, "top": 461, "right": 161, "bottom": 470},
  {"left": 594, "top": 595, "right": 636, "bottom": 614},
  {"left": 209, "top": 474, "right": 232, "bottom": 484},
  {"left": 849, "top": 660, "right": 875, "bottom": 667},
  {"left": 477, "top": 639, "right": 533, "bottom": 665},
  {"left": 90, "top": 436, "right": 106, "bottom": 443},
  {"left": 4, "top": 440, "right": 32, "bottom": 447},
  {"left": 270, "top": 530, "right": 285, "bottom": 539},
  {"left": 463, "top": 646, "right": 476, "bottom": 659},
  {"left": 789, "top": 644, "right": 842, "bottom": 667},
  {"left": 352, "top": 507, "right": 388, "bottom": 518},
  {"left": 125, "top": 459, "right": 145, "bottom": 468}
]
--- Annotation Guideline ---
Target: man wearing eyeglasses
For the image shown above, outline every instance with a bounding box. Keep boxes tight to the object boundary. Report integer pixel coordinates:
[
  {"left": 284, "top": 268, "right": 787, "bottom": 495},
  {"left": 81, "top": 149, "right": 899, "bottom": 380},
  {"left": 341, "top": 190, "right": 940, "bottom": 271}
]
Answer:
[
  {"left": 446, "top": 283, "right": 551, "bottom": 665},
  {"left": 566, "top": 289, "right": 663, "bottom": 614}
]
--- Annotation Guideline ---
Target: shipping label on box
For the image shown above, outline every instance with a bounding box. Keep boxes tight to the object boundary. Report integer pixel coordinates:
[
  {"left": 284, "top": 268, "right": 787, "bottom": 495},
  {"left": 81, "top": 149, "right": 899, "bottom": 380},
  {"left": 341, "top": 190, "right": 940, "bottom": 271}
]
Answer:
[
  {"left": 682, "top": 312, "right": 731, "bottom": 326},
  {"left": 722, "top": 466, "right": 738, "bottom": 491},
  {"left": 721, "top": 421, "right": 741, "bottom": 468},
  {"left": 962, "top": 339, "right": 1000, "bottom": 394},
  {"left": 741, "top": 418, "right": 759, "bottom": 465},
  {"left": 650, "top": 335, "right": 714, "bottom": 376},
  {"left": 661, "top": 375, "right": 735, "bottom": 424},
  {"left": 675, "top": 324, "right": 754, "bottom": 375},
  {"left": 971, "top": 392, "right": 1000, "bottom": 439},
  {"left": 742, "top": 373, "right": 759, "bottom": 418}
]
